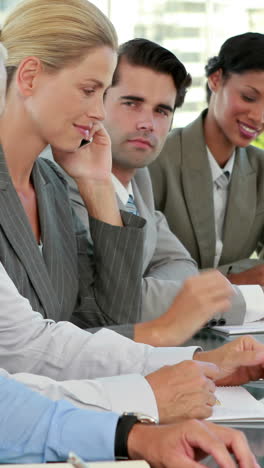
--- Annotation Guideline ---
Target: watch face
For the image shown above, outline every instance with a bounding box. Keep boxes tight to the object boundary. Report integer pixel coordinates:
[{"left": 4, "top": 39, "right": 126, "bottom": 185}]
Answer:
[{"left": 123, "top": 412, "right": 158, "bottom": 424}]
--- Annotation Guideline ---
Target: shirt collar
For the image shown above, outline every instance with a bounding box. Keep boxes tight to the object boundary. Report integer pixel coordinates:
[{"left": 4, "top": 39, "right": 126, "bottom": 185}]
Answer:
[
  {"left": 206, "top": 146, "right": 235, "bottom": 183},
  {"left": 111, "top": 173, "right": 133, "bottom": 206}
]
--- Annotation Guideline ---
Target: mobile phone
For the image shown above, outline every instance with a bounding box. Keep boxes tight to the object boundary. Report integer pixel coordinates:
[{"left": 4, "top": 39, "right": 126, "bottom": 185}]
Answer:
[{"left": 79, "top": 138, "right": 91, "bottom": 147}]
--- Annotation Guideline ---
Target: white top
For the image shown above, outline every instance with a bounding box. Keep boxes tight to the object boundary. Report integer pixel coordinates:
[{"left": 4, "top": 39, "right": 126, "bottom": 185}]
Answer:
[
  {"left": 207, "top": 147, "right": 235, "bottom": 268},
  {"left": 0, "top": 263, "right": 200, "bottom": 421},
  {"left": 207, "top": 148, "right": 264, "bottom": 323}
]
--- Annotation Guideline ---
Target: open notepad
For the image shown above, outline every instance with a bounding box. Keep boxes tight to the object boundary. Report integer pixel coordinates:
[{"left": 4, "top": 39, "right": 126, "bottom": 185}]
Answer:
[
  {"left": 211, "top": 320, "right": 264, "bottom": 335},
  {"left": 208, "top": 386, "right": 264, "bottom": 423}
]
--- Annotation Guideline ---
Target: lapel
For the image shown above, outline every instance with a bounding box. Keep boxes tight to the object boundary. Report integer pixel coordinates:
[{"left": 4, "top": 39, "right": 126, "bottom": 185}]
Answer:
[
  {"left": 181, "top": 111, "right": 216, "bottom": 268},
  {"left": 0, "top": 147, "right": 60, "bottom": 319},
  {"left": 115, "top": 169, "right": 157, "bottom": 273},
  {"left": 132, "top": 172, "right": 157, "bottom": 272},
  {"left": 220, "top": 147, "right": 257, "bottom": 263}
]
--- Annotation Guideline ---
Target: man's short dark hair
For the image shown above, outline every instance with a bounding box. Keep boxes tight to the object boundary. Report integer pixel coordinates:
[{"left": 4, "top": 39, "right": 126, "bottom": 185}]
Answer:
[
  {"left": 112, "top": 38, "right": 192, "bottom": 109},
  {"left": 205, "top": 32, "right": 264, "bottom": 103}
]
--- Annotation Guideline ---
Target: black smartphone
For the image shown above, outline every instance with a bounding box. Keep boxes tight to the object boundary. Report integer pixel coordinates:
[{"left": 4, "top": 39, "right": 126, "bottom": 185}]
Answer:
[{"left": 79, "top": 138, "right": 91, "bottom": 147}]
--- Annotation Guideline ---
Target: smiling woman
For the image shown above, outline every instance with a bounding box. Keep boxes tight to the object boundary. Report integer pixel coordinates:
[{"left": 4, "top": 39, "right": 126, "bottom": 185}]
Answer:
[
  {"left": 150, "top": 32, "right": 264, "bottom": 286},
  {"left": 0, "top": 0, "right": 145, "bottom": 332}
]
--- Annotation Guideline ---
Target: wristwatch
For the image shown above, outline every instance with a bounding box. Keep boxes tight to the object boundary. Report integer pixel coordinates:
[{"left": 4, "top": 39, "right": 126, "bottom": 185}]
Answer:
[{"left": 115, "top": 412, "right": 157, "bottom": 459}]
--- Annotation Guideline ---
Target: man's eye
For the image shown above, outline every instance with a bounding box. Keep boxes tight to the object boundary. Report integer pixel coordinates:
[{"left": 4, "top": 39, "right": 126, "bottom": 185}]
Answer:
[
  {"left": 123, "top": 101, "right": 136, "bottom": 107},
  {"left": 157, "top": 108, "right": 169, "bottom": 116}
]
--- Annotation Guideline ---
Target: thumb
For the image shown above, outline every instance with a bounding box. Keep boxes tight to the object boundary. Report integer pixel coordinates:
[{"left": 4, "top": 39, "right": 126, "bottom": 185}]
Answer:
[{"left": 232, "top": 350, "right": 264, "bottom": 368}]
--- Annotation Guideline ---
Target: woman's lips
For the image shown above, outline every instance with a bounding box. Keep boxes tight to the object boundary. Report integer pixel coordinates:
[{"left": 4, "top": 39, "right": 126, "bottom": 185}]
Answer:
[
  {"left": 238, "top": 121, "right": 260, "bottom": 139},
  {"left": 74, "top": 124, "right": 91, "bottom": 140}
]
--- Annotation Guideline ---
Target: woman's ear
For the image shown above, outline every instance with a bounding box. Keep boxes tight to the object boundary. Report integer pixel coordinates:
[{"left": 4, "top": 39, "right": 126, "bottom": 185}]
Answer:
[
  {"left": 16, "top": 56, "right": 43, "bottom": 96},
  {"left": 207, "top": 69, "right": 223, "bottom": 94}
]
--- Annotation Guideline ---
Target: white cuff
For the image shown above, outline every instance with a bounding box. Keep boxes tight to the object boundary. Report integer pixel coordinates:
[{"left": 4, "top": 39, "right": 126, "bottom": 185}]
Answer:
[
  {"left": 97, "top": 373, "right": 159, "bottom": 421},
  {"left": 238, "top": 285, "right": 264, "bottom": 323},
  {"left": 145, "top": 346, "right": 202, "bottom": 374}
]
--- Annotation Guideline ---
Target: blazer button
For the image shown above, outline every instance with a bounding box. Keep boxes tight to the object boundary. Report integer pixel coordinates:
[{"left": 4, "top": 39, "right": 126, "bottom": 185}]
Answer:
[
  {"left": 209, "top": 319, "right": 217, "bottom": 327},
  {"left": 218, "top": 318, "right": 226, "bottom": 325}
]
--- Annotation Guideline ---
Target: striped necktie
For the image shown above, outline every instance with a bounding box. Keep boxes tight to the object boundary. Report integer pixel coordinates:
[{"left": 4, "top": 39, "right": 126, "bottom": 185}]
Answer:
[
  {"left": 215, "top": 170, "right": 230, "bottom": 190},
  {"left": 126, "top": 194, "right": 139, "bottom": 216}
]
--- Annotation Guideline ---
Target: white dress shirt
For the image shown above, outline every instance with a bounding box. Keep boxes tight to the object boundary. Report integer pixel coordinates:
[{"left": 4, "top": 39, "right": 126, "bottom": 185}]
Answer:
[
  {"left": 207, "top": 147, "right": 235, "bottom": 268},
  {"left": 0, "top": 263, "right": 200, "bottom": 421},
  {"left": 111, "top": 173, "right": 133, "bottom": 205},
  {"left": 207, "top": 148, "right": 264, "bottom": 323}
]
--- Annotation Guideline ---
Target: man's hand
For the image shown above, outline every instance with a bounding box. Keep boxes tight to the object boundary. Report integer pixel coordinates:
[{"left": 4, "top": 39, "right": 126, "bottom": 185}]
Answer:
[
  {"left": 146, "top": 360, "right": 219, "bottom": 423},
  {"left": 135, "top": 270, "right": 234, "bottom": 346},
  {"left": 194, "top": 335, "right": 264, "bottom": 386},
  {"left": 228, "top": 265, "right": 264, "bottom": 286},
  {"left": 127, "top": 419, "right": 259, "bottom": 468}
]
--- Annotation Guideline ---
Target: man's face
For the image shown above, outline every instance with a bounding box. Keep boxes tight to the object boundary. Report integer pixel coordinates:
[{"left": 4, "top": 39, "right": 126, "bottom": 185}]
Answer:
[{"left": 104, "top": 60, "right": 177, "bottom": 169}]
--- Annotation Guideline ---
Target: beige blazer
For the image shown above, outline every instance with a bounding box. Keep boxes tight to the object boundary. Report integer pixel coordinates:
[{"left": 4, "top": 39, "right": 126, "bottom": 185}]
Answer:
[{"left": 149, "top": 109, "right": 264, "bottom": 275}]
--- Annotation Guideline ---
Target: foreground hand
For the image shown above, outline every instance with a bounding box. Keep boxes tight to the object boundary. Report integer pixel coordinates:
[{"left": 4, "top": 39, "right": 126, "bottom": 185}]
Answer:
[
  {"left": 52, "top": 121, "right": 112, "bottom": 182},
  {"left": 135, "top": 270, "right": 233, "bottom": 346},
  {"left": 194, "top": 335, "right": 264, "bottom": 386},
  {"left": 128, "top": 419, "right": 259, "bottom": 468},
  {"left": 228, "top": 264, "right": 264, "bottom": 286},
  {"left": 146, "top": 360, "right": 219, "bottom": 423}
]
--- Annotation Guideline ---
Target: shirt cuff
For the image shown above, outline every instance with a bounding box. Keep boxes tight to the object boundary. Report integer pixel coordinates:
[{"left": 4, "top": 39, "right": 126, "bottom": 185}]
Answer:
[
  {"left": 97, "top": 374, "right": 159, "bottom": 422},
  {"left": 238, "top": 285, "right": 264, "bottom": 323},
  {"left": 144, "top": 346, "right": 202, "bottom": 374}
]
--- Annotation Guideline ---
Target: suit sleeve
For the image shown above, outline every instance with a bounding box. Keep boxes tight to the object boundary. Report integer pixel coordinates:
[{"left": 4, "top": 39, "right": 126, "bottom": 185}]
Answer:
[
  {"left": 72, "top": 209, "right": 146, "bottom": 334},
  {"left": 141, "top": 210, "right": 198, "bottom": 321}
]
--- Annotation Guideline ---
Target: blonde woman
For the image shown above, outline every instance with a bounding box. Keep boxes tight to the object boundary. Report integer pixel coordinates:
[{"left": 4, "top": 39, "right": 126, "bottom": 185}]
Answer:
[{"left": 0, "top": 0, "right": 145, "bottom": 333}]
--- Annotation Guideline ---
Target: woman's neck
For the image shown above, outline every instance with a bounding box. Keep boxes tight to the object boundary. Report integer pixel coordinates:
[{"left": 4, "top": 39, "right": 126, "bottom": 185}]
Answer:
[
  {"left": 204, "top": 108, "right": 235, "bottom": 168},
  {"left": 0, "top": 104, "right": 46, "bottom": 190}
]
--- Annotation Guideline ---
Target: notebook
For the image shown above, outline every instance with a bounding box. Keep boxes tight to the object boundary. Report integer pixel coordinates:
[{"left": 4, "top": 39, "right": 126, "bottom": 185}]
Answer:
[
  {"left": 208, "top": 386, "right": 264, "bottom": 423},
  {"left": 210, "top": 320, "right": 264, "bottom": 335}
]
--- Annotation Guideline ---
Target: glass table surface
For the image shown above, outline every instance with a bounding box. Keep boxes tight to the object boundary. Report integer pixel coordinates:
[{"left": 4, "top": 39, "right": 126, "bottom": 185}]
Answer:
[{"left": 185, "top": 329, "right": 264, "bottom": 466}]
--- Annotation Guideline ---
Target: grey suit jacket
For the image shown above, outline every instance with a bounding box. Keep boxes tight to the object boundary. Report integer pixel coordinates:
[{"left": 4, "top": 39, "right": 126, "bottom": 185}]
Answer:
[
  {"left": 149, "top": 109, "right": 264, "bottom": 274},
  {"left": 0, "top": 146, "right": 145, "bottom": 335},
  {"left": 66, "top": 161, "right": 242, "bottom": 325},
  {"left": 67, "top": 165, "right": 199, "bottom": 321}
]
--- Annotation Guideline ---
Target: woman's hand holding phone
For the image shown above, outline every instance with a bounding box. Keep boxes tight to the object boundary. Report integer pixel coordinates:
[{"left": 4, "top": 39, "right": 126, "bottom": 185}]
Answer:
[{"left": 52, "top": 122, "right": 112, "bottom": 184}]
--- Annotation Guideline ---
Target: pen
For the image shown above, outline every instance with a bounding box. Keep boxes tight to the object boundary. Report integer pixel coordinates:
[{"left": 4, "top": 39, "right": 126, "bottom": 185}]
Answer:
[
  {"left": 227, "top": 265, "right": 232, "bottom": 275},
  {"left": 68, "top": 451, "right": 87, "bottom": 468}
]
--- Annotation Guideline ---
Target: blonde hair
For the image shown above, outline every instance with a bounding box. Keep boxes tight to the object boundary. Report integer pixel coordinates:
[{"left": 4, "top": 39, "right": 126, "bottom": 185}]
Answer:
[{"left": 1, "top": 0, "right": 118, "bottom": 87}]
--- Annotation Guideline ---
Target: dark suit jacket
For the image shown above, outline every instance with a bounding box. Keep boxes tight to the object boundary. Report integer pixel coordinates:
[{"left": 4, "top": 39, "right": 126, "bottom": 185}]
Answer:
[
  {"left": 0, "top": 146, "right": 145, "bottom": 332},
  {"left": 149, "top": 109, "right": 264, "bottom": 275}
]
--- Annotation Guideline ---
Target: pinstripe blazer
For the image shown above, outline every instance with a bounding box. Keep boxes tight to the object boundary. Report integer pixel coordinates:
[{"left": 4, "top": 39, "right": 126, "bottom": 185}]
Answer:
[{"left": 0, "top": 146, "right": 145, "bottom": 331}]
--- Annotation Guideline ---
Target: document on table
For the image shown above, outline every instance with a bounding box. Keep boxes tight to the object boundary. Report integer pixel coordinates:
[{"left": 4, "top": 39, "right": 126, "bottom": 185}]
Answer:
[
  {"left": 208, "top": 386, "right": 264, "bottom": 423},
  {"left": 211, "top": 319, "right": 264, "bottom": 335},
  {"left": 0, "top": 462, "right": 150, "bottom": 468}
]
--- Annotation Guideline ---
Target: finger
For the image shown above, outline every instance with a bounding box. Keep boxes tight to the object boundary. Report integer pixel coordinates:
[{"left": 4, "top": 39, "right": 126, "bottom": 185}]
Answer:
[
  {"left": 207, "top": 379, "right": 216, "bottom": 394},
  {"left": 231, "top": 350, "right": 264, "bottom": 369},
  {"left": 206, "top": 391, "right": 217, "bottom": 407},
  {"left": 90, "top": 122, "right": 110, "bottom": 142},
  {"left": 195, "top": 361, "right": 220, "bottom": 380},
  {"left": 171, "top": 455, "right": 209, "bottom": 468},
  {"left": 207, "top": 424, "right": 259, "bottom": 468},
  {"left": 187, "top": 426, "right": 237, "bottom": 468}
]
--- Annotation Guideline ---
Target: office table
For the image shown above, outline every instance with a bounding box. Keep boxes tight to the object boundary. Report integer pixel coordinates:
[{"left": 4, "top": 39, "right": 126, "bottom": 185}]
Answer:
[{"left": 185, "top": 329, "right": 264, "bottom": 466}]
